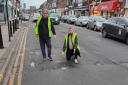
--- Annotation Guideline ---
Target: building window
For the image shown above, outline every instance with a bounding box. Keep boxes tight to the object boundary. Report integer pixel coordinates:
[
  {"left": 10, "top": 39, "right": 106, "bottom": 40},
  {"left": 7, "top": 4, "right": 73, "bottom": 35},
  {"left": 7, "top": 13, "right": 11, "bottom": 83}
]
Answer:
[
  {"left": 76, "top": 0, "right": 82, "bottom": 3},
  {"left": 0, "top": 5, "right": 4, "bottom": 13}
]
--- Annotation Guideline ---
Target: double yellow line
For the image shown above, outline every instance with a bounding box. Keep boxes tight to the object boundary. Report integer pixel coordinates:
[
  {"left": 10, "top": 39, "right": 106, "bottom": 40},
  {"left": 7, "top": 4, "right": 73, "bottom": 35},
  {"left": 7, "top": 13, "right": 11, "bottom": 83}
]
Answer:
[
  {"left": 8, "top": 28, "right": 28, "bottom": 85},
  {"left": 0, "top": 27, "right": 28, "bottom": 85},
  {"left": 0, "top": 28, "right": 23, "bottom": 84}
]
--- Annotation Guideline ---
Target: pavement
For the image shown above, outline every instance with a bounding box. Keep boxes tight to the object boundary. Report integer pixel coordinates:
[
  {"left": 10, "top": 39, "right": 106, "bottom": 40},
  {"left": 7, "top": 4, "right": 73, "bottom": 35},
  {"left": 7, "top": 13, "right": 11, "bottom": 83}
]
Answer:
[
  {"left": 22, "top": 21, "right": 128, "bottom": 85},
  {"left": 0, "top": 22, "right": 10, "bottom": 59},
  {"left": 0, "top": 21, "right": 27, "bottom": 70}
]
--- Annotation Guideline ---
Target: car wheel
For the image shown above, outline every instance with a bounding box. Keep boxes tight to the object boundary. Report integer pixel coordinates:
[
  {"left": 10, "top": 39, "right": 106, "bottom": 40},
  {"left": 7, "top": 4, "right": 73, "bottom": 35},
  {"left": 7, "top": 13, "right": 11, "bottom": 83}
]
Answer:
[
  {"left": 94, "top": 26, "right": 97, "bottom": 31},
  {"left": 80, "top": 23, "right": 83, "bottom": 27},
  {"left": 86, "top": 24, "right": 89, "bottom": 29},
  {"left": 80, "top": 22, "right": 83, "bottom": 27},
  {"left": 58, "top": 22, "right": 60, "bottom": 25},
  {"left": 75, "top": 22, "right": 77, "bottom": 26},
  {"left": 125, "top": 35, "right": 128, "bottom": 45},
  {"left": 102, "top": 29, "right": 107, "bottom": 38}
]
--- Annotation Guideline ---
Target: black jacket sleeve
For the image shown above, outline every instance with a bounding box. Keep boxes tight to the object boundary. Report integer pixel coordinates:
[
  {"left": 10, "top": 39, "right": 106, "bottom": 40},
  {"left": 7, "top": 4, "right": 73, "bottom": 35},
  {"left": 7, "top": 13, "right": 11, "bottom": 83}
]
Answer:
[
  {"left": 74, "top": 35, "right": 78, "bottom": 49},
  {"left": 63, "top": 38, "right": 66, "bottom": 52},
  {"left": 51, "top": 20, "right": 56, "bottom": 35}
]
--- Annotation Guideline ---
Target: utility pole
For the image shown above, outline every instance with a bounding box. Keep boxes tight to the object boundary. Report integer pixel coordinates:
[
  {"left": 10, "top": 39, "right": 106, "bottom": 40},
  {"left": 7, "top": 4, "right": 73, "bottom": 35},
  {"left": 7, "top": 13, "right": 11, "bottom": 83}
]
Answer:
[{"left": 87, "top": 0, "right": 90, "bottom": 16}]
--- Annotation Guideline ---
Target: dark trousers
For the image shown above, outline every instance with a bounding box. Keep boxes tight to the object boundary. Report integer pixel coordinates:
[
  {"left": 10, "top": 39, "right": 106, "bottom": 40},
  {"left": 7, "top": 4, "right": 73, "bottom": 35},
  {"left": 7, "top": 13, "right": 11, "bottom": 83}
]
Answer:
[
  {"left": 66, "top": 48, "right": 79, "bottom": 61},
  {"left": 39, "top": 38, "right": 52, "bottom": 59}
]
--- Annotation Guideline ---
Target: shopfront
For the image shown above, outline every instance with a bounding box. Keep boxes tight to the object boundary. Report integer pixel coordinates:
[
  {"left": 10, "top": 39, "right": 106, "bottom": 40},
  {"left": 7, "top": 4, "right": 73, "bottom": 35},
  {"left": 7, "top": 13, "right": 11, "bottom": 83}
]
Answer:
[
  {"left": 90, "top": 6, "right": 100, "bottom": 16},
  {"left": 73, "top": 1, "right": 89, "bottom": 16},
  {"left": 124, "top": 0, "right": 128, "bottom": 17},
  {"left": 98, "top": 0, "right": 119, "bottom": 19},
  {"left": 0, "top": 0, "right": 16, "bottom": 22},
  {"left": 0, "top": 0, "right": 5, "bottom": 21}
]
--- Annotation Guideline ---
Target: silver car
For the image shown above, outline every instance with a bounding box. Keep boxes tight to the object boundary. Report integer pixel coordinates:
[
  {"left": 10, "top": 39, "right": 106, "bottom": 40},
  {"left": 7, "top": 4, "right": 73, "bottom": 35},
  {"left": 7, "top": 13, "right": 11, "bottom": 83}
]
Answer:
[
  {"left": 75, "top": 16, "right": 89, "bottom": 27},
  {"left": 33, "top": 13, "right": 40, "bottom": 22},
  {"left": 67, "top": 15, "right": 77, "bottom": 24},
  {"left": 87, "top": 16, "right": 106, "bottom": 31}
]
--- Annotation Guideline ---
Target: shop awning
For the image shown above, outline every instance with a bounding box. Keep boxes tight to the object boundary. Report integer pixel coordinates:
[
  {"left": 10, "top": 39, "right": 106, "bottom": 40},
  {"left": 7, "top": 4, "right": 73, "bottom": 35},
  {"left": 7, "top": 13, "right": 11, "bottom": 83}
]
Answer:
[{"left": 98, "top": 0, "right": 118, "bottom": 12}]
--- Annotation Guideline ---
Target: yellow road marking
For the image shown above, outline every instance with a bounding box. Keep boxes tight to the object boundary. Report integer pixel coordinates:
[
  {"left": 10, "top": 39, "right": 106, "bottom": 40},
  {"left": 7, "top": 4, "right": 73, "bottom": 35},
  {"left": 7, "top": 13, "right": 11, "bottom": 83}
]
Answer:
[
  {"left": 0, "top": 29, "right": 23, "bottom": 84},
  {"left": 17, "top": 28, "right": 28, "bottom": 85},
  {"left": 8, "top": 29, "right": 27, "bottom": 85}
]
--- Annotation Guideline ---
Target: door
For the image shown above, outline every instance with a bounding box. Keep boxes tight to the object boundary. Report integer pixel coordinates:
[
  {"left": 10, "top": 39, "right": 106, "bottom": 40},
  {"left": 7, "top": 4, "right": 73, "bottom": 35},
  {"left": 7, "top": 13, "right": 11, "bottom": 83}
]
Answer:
[
  {"left": 89, "top": 17, "right": 94, "bottom": 29},
  {"left": 106, "top": 18, "right": 117, "bottom": 36},
  {"left": 116, "top": 19, "right": 127, "bottom": 40}
]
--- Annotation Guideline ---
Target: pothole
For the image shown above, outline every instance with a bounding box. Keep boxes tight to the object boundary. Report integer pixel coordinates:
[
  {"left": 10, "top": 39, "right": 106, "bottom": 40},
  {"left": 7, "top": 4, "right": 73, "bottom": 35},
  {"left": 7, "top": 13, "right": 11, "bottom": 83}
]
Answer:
[
  {"left": 119, "top": 61, "right": 128, "bottom": 67},
  {"left": 33, "top": 60, "right": 77, "bottom": 72},
  {"left": 94, "top": 61, "right": 104, "bottom": 66}
]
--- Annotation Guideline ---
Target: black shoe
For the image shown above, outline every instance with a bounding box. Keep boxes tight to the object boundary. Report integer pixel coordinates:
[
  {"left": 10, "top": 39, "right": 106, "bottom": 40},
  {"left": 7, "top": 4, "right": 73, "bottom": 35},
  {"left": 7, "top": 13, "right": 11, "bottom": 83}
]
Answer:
[{"left": 48, "top": 57, "right": 53, "bottom": 61}]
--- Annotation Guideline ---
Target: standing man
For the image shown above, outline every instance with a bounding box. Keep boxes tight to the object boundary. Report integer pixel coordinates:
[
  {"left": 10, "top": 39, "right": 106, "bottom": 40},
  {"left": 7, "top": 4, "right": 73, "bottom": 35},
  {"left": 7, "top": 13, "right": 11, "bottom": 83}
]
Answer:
[{"left": 34, "top": 8, "right": 56, "bottom": 61}]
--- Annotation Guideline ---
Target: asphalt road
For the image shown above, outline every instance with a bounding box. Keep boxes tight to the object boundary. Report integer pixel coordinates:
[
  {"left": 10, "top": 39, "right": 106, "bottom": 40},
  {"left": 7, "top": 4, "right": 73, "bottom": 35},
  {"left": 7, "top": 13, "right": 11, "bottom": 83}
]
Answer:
[{"left": 22, "top": 21, "right": 128, "bottom": 85}]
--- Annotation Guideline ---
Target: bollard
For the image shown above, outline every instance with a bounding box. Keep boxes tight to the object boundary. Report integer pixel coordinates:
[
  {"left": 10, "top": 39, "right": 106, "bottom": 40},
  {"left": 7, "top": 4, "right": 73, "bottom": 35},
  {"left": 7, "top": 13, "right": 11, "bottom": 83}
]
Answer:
[
  {"left": 8, "top": 21, "right": 11, "bottom": 41},
  {"left": 0, "top": 25, "right": 4, "bottom": 49},
  {"left": 12, "top": 20, "right": 15, "bottom": 33},
  {"left": 16, "top": 19, "right": 19, "bottom": 29},
  {"left": 9, "top": 21, "right": 13, "bottom": 37},
  {"left": 15, "top": 19, "right": 17, "bottom": 30}
]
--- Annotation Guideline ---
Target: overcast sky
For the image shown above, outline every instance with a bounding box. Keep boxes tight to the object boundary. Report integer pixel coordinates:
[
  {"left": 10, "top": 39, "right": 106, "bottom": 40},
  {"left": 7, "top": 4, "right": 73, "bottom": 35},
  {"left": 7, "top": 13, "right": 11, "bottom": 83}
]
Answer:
[{"left": 22, "top": 0, "right": 46, "bottom": 9}]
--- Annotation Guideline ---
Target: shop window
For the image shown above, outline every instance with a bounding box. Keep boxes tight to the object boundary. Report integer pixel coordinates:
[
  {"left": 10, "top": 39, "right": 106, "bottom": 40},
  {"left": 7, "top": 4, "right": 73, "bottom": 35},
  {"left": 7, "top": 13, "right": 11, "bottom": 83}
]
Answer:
[{"left": 0, "top": 5, "right": 4, "bottom": 13}]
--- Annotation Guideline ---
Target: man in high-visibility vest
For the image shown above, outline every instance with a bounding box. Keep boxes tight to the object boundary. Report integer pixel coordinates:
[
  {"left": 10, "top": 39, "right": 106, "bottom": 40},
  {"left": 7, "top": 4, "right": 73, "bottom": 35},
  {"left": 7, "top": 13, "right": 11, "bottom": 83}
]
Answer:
[
  {"left": 34, "top": 8, "right": 56, "bottom": 61},
  {"left": 62, "top": 25, "right": 80, "bottom": 64}
]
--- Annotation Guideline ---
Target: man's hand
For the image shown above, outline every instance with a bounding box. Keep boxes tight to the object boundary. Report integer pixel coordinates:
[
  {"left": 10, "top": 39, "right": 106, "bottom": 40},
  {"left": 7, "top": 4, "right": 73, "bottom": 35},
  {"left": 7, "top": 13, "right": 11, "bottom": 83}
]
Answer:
[
  {"left": 53, "top": 35, "right": 56, "bottom": 38},
  {"left": 73, "top": 49, "right": 75, "bottom": 54}
]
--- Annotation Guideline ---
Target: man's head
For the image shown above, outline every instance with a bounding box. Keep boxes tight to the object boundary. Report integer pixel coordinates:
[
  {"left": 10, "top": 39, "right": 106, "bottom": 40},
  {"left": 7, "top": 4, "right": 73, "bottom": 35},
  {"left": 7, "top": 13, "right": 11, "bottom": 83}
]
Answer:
[
  {"left": 67, "top": 25, "right": 74, "bottom": 34},
  {"left": 42, "top": 8, "right": 48, "bottom": 18}
]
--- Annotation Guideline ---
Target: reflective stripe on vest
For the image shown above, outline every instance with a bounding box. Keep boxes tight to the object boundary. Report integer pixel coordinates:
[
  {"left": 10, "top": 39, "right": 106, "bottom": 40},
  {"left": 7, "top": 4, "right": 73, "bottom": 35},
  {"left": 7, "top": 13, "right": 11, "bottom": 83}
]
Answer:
[{"left": 34, "top": 16, "right": 52, "bottom": 37}]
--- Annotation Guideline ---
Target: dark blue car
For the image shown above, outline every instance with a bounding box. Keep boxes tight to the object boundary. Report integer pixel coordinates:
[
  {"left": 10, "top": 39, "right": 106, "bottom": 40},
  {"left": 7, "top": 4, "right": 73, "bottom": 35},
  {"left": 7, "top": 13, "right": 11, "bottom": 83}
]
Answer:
[{"left": 102, "top": 17, "right": 128, "bottom": 45}]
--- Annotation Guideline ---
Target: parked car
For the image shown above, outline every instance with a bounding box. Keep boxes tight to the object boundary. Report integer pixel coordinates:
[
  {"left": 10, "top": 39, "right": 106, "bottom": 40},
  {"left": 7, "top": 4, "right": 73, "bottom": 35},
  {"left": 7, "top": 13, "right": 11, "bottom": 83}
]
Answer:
[
  {"left": 33, "top": 13, "right": 40, "bottom": 22},
  {"left": 49, "top": 13, "right": 60, "bottom": 25},
  {"left": 102, "top": 17, "right": 128, "bottom": 45},
  {"left": 22, "top": 14, "right": 30, "bottom": 21},
  {"left": 87, "top": 16, "right": 106, "bottom": 31},
  {"left": 75, "top": 16, "right": 89, "bottom": 27},
  {"left": 67, "top": 15, "right": 77, "bottom": 24},
  {"left": 61, "top": 15, "right": 65, "bottom": 21},
  {"left": 62, "top": 15, "right": 69, "bottom": 23}
]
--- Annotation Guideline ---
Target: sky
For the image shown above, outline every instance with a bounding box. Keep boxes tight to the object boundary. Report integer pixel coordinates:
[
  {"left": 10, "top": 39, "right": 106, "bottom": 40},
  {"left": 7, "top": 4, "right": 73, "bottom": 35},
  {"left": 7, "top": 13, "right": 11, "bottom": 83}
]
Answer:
[{"left": 22, "top": 0, "right": 46, "bottom": 9}]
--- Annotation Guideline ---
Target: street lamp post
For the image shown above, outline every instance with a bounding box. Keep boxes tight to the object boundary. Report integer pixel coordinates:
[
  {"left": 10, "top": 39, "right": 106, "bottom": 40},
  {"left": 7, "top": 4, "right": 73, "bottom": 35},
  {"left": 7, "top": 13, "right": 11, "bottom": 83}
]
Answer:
[{"left": 5, "top": 0, "right": 11, "bottom": 41}]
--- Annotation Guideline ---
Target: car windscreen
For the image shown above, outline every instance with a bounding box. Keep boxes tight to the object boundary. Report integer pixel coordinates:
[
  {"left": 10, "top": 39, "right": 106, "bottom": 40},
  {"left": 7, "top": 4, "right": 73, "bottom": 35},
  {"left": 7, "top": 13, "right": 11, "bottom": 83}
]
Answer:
[
  {"left": 49, "top": 14, "right": 58, "bottom": 17},
  {"left": 83, "top": 17, "right": 89, "bottom": 20},
  {"left": 34, "top": 13, "right": 40, "bottom": 17},
  {"left": 94, "top": 17, "right": 106, "bottom": 22},
  {"left": 70, "top": 16, "right": 76, "bottom": 18},
  {"left": 123, "top": 18, "right": 128, "bottom": 25}
]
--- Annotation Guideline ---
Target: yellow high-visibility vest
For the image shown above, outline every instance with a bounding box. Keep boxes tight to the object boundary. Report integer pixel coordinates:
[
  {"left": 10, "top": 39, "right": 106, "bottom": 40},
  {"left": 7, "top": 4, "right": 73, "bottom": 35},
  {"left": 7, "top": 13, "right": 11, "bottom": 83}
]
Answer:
[
  {"left": 65, "top": 33, "right": 80, "bottom": 52},
  {"left": 34, "top": 16, "right": 53, "bottom": 37}
]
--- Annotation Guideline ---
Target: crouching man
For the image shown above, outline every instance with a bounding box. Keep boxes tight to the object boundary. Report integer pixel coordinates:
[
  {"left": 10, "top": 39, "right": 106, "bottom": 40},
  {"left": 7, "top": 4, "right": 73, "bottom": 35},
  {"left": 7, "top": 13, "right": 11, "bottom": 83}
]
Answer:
[{"left": 62, "top": 25, "right": 80, "bottom": 64}]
